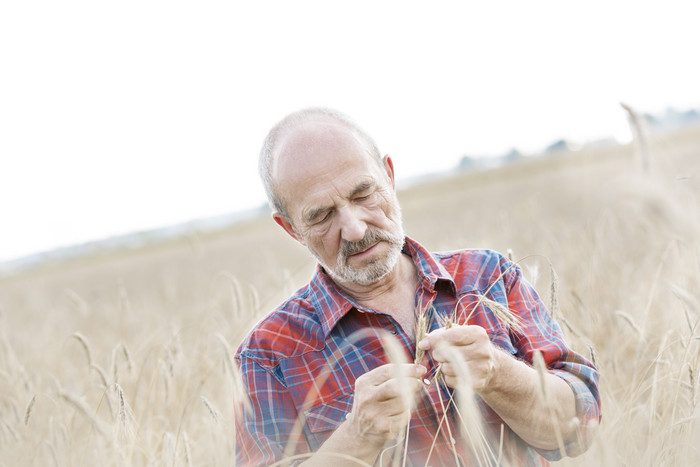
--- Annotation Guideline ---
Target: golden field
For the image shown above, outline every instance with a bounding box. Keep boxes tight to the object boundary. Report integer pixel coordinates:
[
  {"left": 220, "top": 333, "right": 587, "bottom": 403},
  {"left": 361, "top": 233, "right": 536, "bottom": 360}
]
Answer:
[{"left": 1, "top": 123, "right": 699, "bottom": 466}]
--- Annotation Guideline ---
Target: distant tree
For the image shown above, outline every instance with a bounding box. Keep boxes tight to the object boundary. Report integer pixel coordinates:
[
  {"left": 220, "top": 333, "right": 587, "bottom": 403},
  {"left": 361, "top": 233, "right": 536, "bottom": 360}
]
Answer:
[
  {"left": 458, "top": 156, "right": 478, "bottom": 171},
  {"left": 503, "top": 148, "right": 523, "bottom": 161},
  {"left": 545, "top": 139, "right": 569, "bottom": 154},
  {"left": 678, "top": 108, "right": 700, "bottom": 123},
  {"left": 643, "top": 107, "right": 699, "bottom": 129},
  {"left": 643, "top": 113, "right": 660, "bottom": 127}
]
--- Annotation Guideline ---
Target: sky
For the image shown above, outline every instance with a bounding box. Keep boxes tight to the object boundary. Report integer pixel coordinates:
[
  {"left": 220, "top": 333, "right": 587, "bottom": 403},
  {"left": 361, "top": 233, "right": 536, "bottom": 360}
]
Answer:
[{"left": 1, "top": 1, "right": 699, "bottom": 263}]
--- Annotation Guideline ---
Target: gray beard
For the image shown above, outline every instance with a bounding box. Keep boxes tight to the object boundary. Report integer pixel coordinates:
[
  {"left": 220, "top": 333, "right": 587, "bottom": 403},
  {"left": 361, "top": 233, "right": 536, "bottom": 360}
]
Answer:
[{"left": 313, "top": 223, "right": 405, "bottom": 286}]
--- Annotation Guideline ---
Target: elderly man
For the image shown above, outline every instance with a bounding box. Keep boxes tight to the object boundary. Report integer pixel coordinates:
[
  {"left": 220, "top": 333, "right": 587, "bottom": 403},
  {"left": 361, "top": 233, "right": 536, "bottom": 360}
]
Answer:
[{"left": 235, "top": 108, "right": 600, "bottom": 466}]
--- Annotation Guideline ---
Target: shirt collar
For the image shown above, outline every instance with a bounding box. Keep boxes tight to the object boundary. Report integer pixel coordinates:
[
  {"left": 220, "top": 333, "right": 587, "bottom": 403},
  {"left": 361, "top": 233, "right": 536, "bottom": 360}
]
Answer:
[{"left": 309, "top": 236, "right": 456, "bottom": 337}]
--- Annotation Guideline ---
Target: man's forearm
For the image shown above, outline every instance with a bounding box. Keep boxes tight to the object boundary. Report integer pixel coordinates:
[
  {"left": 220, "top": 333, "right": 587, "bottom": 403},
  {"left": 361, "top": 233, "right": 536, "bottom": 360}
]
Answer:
[
  {"left": 300, "top": 363, "right": 424, "bottom": 466},
  {"left": 479, "top": 349, "right": 579, "bottom": 450}
]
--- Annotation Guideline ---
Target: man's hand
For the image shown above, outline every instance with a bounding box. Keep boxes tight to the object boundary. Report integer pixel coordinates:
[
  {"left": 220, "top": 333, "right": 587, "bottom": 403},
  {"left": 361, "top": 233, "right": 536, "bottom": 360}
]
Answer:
[
  {"left": 418, "top": 324, "right": 582, "bottom": 451},
  {"left": 305, "top": 363, "right": 426, "bottom": 466},
  {"left": 417, "top": 325, "right": 497, "bottom": 391},
  {"left": 346, "top": 363, "right": 427, "bottom": 446}
]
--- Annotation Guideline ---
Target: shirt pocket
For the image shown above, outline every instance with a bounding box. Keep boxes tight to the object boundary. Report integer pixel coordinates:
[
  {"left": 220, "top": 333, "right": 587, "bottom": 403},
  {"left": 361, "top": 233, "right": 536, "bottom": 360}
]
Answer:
[{"left": 303, "top": 393, "right": 354, "bottom": 451}]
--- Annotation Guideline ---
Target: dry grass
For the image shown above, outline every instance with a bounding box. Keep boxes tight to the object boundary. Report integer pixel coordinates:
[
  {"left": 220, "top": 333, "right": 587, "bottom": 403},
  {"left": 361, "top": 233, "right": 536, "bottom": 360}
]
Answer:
[{"left": 1, "top": 123, "right": 699, "bottom": 465}]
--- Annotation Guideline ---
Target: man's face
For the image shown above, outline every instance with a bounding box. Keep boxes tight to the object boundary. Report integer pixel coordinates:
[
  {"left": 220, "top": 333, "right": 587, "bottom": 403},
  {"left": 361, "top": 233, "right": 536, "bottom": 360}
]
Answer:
[{"left": 273, "top": 120, "right": 405, "bottom": 286}]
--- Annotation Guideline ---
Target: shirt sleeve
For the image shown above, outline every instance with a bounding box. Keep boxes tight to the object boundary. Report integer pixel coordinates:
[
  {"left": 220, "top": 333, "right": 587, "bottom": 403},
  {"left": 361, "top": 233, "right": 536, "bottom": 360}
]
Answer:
[
  {"left": 502, "top": 258, "right": 601, "bottom": 460},
  {"left": 235, "top": 355, "right": 308, "bottom": 466}
]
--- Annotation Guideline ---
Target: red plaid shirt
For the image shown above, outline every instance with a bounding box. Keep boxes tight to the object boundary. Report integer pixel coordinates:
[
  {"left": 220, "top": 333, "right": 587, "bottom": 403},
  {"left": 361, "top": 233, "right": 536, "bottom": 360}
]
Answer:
[{"left": 235, "top": 237, "right": 600, "bottom": 466}]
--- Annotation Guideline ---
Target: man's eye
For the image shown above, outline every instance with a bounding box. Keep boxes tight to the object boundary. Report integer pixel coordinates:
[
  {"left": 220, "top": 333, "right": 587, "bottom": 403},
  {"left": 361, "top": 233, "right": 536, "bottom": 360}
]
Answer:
[
  {"left": 355, "top": 194, "right": 371, "bottom": 202},
  {"left": 315, "top": 211, "right": 332, "bottom": 224}
]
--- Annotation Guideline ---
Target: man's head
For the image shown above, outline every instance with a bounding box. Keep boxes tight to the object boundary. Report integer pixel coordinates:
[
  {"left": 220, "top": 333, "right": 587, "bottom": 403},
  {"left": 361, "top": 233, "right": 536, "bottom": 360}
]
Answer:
[{"left": 259, "top": 107, "right": 405, "bottom": 286}]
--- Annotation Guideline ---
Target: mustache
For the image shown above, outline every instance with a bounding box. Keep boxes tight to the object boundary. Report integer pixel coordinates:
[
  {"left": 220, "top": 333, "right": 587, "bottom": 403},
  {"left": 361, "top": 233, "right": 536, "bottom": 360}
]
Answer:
[{"left": 339, "top": 227, "right": 397, "bottom": 258}]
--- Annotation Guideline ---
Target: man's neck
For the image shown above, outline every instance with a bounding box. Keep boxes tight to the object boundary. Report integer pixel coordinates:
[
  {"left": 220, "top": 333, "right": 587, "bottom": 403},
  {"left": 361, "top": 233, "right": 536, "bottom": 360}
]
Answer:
[{"left": 336, "top": 254, "right": 420, "bottom": 339}]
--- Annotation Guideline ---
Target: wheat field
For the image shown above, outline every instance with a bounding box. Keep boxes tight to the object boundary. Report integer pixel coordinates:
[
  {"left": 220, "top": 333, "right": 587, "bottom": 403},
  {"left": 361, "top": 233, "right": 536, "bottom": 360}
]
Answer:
[{"left": 1, "top": 123, "right": 699, "bottom": 466}]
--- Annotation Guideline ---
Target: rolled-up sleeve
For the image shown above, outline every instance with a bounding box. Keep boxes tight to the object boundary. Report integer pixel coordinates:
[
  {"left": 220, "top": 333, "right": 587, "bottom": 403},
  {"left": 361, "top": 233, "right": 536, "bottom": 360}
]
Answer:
[{"left": 502, "top": 258, "right": 601, "bottom": 459}]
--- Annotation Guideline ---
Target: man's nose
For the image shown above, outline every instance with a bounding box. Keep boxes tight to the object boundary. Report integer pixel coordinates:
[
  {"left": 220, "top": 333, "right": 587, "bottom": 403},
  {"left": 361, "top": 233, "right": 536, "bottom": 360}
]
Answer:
[{"left": 338, "top": 206, "right": 367, "bottom": 243}]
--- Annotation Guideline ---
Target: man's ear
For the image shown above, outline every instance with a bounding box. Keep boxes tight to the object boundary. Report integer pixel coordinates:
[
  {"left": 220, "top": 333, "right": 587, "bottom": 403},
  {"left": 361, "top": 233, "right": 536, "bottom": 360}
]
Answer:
[
  {"left": 272, "top": 212, "right": 306, "bottom": 245},
  {"left": 383, "top": 155, "right": 396, "bottom": 190}
]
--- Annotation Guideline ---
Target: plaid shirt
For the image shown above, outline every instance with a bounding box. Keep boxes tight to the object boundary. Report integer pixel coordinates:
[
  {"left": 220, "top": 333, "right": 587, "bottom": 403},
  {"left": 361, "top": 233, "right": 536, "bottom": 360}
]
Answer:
[{"left": 235, "top": 237, "right": 600, "bottom": 466}]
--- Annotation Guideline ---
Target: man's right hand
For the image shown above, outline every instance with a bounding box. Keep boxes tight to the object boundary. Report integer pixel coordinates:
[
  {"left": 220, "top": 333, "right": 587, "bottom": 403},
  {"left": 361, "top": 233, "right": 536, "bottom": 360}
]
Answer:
[
  {"left": 303, "top": 363, "right": 427, "bottom": 466},
  {"left": 347, "top": 363, "right": 427, "bottom": 445}
]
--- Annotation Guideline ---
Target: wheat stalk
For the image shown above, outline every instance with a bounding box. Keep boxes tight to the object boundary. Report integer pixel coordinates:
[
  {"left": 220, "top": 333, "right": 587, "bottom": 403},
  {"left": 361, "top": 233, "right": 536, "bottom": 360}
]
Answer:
[
  {"left": 109, "top": 342, "right": 134, "bottom": 384},
  {"left": 71, "top": 332, "right": 93, "bottom": 367},
  {"left": 440, "top": 345, "right": 496, "bottom": 465},
  {"left": 162, "top": 431, "right": 176, "bottom": 466},
  {"left": 620, "top": 101, "right": 651, "bottom": 174},
  {"left": 1, "top": 419, "right": 19, "bottom": 442},
  {"left": 201, "top": 395, "right": 220, "bottom": 424},
  {"left": 432, "top": 369, "right": 461, "bottom": 466},
  {"left": 59, "top": 390, "right": 109, "bottom": 437},
  {"left": 414, "top": 311, "right": 428, "bottom": 364},
  {"left": 615, "top": 310, "right": 643, "bottom": 337},
  {"left": 549, "top": 262, "right": 559, "bottom": 318},
  {"left": 532, "top": 350, "right": 567, "bottom": 457},
  {"left": 90, "top": 363, "right": 109, "bottom": 387},
  {"left": 183, "top": 431, "right": 193, "bottom": 467},
  {"left": 114, "top": 382, "right": 136, "bottom": 442},
  {"left": 24, "top": 395, "right": 36, "bottom": 426},
  {"left": 480, "top": 297, "right": 524, "bottom": 335}
]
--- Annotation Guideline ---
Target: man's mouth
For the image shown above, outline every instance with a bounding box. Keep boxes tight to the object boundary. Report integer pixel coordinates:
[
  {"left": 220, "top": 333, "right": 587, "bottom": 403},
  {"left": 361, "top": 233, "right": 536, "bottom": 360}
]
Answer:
[{"left": 349, "top": 242, "right": 379, "bottom": 257}]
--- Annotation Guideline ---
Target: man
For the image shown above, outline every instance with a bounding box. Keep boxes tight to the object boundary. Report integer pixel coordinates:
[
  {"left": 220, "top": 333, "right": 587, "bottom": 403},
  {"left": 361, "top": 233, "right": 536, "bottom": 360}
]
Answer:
[{"left": 235, "top": 108, "right": 600, "bottom": 466}]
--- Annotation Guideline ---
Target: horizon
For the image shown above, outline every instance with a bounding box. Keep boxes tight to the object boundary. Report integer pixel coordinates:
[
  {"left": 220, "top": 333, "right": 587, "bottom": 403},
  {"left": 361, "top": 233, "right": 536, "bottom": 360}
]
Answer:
[
  {"left": 3, "top": 1, "right": 699, "bottom": 263},
  {"left": 5, "top": 108, "right": 698, "bottom": 272},
  {"left": 2, "top": 102, "right": 697, "bottom": 267}
]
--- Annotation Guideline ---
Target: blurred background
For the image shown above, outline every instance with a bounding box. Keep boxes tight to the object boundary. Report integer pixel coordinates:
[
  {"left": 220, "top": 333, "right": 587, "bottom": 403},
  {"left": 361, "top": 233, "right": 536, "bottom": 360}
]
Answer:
[{"left": 1, "top": 2, "right": 699, "bottom": 466}]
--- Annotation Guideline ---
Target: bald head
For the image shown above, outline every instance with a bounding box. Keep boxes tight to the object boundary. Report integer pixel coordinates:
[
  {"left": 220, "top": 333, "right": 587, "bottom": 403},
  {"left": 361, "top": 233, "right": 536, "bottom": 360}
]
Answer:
[{"left": 258, "top": 108, "right": 384, "bottom": 219}]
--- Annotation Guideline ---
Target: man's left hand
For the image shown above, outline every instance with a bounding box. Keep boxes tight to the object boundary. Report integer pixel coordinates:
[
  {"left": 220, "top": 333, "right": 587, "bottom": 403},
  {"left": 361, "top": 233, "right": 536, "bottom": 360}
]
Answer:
[{"left": 417, "top": 325, "right": 498, "bottom": 392}]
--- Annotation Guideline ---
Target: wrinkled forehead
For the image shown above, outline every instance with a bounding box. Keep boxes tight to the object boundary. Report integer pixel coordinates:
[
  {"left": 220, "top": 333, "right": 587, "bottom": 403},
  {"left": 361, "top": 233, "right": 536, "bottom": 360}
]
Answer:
[
  {"left": 272, "top": 118, "right": 380, "bottom": 186},
  {"left": 270, "top": 119, "right": 387, "bottom": 219}
]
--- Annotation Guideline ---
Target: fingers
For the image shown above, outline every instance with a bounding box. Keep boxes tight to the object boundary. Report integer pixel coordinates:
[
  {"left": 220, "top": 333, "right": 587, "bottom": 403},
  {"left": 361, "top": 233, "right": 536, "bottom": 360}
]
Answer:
[
  {"left": 358, "top": 363, "right": 426, "bottom": 385},
  {"left": 349, "top": 363, "right": 427, "bottom": 444},
  {"left": 370, "top": 411, "right": 413, "bottom": 435},
  {"left": 439, "top": 352, "right": 497, "bottom": 391},
  {"left": 356, "top": 364, "right": 425, "bottom": 404},
  {"left": 417, "top": 325, "right": 490, "bottom": 365},
  {"left": 431, "top": 337, "right": 491, "bottom": 363},
  {"left": 416, "top": 325, "right": 497, "bottom": 391},
  {"left": 417, "top": 324, "right": 488, "bottom": 351},
  {"left": 374, "top": 373, "right": 425, "bottom": 402}
]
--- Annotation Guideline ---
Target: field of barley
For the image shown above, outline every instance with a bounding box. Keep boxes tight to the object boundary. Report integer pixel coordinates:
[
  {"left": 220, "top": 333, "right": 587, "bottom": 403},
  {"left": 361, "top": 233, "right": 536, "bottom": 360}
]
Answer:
[{"left": 1, "top": 122, "right": 699, "bottom": 466}]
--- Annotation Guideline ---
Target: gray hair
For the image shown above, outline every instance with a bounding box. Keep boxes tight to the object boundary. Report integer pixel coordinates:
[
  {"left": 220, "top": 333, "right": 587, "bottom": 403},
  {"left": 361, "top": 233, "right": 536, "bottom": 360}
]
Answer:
[{"left": 258, "top": 107, "right": 383, "bottom": 220}]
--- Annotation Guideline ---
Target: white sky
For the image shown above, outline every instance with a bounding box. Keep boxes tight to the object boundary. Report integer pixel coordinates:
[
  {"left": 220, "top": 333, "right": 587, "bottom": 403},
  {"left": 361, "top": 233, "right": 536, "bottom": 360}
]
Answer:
[{"left": 1, "top": 1, "right": 698, "bottom": 263}]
